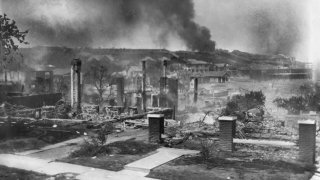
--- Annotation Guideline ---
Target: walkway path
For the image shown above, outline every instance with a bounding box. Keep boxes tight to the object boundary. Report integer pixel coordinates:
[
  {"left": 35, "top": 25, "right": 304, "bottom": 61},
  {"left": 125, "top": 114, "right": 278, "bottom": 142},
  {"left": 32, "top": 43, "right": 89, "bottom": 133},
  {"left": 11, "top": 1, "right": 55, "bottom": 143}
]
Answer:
[
  {"left": 0, "top": 147, "right": 199, "bottom": 179},
  {"left": 0, "top": 128, "right": 199, "bottom": 179},
  {"left": 0, "top": 154, "right": 157, "bottom": 180},
  {"left": 125, "top": 147, "right": 199, "bottom": 173}
]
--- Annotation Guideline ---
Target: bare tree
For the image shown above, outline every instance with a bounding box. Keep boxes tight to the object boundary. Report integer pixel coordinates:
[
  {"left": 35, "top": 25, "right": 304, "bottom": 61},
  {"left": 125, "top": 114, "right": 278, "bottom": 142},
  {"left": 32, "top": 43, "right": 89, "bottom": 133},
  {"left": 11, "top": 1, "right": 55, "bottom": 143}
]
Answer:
[
  {"left": 0, "top": 14, "right": 28, "bottom": 82},
  {"left": 85, "top": 60, "right": 114, "bottom": 106}
]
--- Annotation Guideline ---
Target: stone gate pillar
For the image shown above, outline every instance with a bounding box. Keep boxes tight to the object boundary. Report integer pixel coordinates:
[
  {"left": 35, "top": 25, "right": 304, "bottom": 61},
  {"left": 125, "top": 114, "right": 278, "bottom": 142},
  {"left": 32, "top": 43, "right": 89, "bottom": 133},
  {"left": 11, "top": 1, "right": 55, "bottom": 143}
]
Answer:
[
  {"left": 148, "top": 114, "right": 165, "bottom": 143},
  {"left": 218, "top": 116, "right": 237, "bottom": 152},
  {"left": 298, "top": 120, "right": 316, "bottom": 165}
]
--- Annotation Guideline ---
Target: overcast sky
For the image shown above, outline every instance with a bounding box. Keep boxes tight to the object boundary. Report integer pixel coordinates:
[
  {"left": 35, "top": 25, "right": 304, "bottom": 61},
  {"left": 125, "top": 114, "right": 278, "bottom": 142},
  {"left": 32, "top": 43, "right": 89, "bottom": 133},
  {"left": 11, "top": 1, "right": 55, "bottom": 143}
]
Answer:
[{"left": 1, "top": 0, "right": 319, "bottom": 62}]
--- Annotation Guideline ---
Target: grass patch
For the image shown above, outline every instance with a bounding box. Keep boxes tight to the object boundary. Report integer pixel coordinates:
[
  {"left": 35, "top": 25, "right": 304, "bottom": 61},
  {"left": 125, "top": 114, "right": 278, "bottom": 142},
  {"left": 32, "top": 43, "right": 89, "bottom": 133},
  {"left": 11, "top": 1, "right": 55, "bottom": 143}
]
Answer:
[
  {"left": 0, "top": 165, "right": 49, "bottom": 180},
  {"left": 148, "top": 155, "right": 314, "bottom": 180},
  {"left": 60, "top": 139, "right": 159, "bottom": 171},
  {"left": 172, "top": 155, "right": 313, "bottom": 173},
  {"left": 0, "top": 138, "right": 49, "bottom": 153},
  {"left": 0, "top": 165, "right": 79, "bottom": 180}
]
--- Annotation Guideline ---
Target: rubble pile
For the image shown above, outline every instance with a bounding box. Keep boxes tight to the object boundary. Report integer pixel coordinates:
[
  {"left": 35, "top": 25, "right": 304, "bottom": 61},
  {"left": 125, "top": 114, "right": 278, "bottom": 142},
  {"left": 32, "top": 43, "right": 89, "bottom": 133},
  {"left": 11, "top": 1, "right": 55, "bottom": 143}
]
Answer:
[
  {"left": 53, "top": 100, "right": 72, "bottom": 119},
  {"left": 81, "top": 105, "right": 99, "bottom": 120},
  {"left": 41, "top": 106, "right": 56, "bottom": 118},
  {"left": 179, "top": 122, "right": 219, "bottom": 137}
]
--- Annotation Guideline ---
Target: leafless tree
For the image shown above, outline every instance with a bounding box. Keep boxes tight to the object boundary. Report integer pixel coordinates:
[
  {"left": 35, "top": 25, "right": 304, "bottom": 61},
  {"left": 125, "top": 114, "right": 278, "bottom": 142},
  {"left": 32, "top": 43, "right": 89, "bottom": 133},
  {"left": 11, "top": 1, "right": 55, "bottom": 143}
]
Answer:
[
  {"left": 0, "top": 14, "right": 28, "bottom": 82},
  {"left": 85, "top": 60, "right": 115, "bottom": 106}
]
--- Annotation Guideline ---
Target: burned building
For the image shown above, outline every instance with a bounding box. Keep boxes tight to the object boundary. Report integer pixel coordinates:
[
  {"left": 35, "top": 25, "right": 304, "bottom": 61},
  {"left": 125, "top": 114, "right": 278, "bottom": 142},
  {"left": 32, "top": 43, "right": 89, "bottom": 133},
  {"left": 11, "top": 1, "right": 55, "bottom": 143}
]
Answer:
[{"left": 25, "top": 71, "right": 54, "bottom": 94}]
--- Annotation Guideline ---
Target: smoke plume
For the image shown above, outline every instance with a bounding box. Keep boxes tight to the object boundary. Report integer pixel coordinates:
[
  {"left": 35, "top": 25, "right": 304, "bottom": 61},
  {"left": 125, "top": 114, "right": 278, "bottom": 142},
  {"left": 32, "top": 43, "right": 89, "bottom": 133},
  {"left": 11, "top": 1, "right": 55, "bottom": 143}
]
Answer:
[
  {"left": 195, "top": 0, "right": 308, "bottom": 59},
  {"left": 2, "top": 0, "right": 312, "bottom": 59},
  {"left": 2, "top": 0, "right": 215, "bottom": 52}
]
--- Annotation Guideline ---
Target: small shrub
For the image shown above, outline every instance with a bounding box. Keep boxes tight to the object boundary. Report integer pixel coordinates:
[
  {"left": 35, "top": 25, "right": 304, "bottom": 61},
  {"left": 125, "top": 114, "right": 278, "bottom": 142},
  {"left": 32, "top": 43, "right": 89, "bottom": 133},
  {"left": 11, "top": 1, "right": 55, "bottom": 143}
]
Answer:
[
  {"left": 70, "top": 138, "right": 102, "bottom": 157},
  {"left": 71, "top": 122, "right": 114, "bottom": 157},
  {"left": 107, "top": 139, "right": 158, "bottom": 155},
  {"left": 199, "top": 139, "right": 219, "bottom": 161}
]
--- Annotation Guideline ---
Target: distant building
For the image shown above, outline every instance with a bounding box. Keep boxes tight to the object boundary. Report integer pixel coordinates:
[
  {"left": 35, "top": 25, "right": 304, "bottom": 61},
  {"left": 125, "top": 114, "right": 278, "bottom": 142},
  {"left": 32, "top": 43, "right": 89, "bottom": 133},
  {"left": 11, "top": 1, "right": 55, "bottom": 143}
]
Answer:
[
  {"left": 25, "top": 71, "right": 54, "bottom": 94},
  {"left": 185, "top": 59, "right": 213, "bottom": 73},
  {"left": 191, "top": 71, "right": 230, "bottom": 83},
  {"left": 213, "top": 63, "right": 230, "bottom": 71}
]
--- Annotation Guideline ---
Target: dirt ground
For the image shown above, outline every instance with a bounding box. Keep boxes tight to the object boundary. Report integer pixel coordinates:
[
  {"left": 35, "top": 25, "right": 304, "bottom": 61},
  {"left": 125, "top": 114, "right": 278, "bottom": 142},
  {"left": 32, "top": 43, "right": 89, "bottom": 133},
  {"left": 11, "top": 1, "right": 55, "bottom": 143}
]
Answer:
[
  {"left": 147, "top": 153, "right": 313, "bottom": 180},
  {"left": 149, "top": 137, "right": 314, "bottom": 180},
  {"left": 57, "top": 128, "right": 159, "bottom": 172},
  {"left": 0, "top": 138, "right": 49, "bottom": 154},
  {"left": 59, "top": 139, "right": 159, "bottom": 171}
]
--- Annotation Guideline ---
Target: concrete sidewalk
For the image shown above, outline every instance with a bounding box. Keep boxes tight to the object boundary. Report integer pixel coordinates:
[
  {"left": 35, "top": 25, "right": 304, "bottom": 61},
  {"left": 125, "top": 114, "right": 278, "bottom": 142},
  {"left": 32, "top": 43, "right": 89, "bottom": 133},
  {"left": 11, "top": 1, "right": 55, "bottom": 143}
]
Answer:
[
  {"left": 0, "top": 154, "right": 157, "bottom": 180},
  {"left": 125, "top": 147, "right": 199, "bottom": 173},
  {"left": 0, "top": 147, "right": 199, "bottom": 179}
]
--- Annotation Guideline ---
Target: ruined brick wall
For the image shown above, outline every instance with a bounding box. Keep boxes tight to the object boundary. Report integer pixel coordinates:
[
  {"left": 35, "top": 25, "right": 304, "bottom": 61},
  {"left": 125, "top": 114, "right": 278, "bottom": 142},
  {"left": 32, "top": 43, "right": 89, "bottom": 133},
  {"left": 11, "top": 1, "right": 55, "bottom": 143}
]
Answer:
[{"left": 7, "top": 93, "right": 62, "bottom": 108}]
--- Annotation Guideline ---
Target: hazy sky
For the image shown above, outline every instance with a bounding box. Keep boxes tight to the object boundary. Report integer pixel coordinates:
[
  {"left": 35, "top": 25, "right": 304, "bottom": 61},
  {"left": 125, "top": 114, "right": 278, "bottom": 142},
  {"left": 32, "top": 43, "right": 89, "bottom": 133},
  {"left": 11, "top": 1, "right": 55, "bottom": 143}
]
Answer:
[{"left": 1, "top": 0, "right": 319, "bottom": 62}]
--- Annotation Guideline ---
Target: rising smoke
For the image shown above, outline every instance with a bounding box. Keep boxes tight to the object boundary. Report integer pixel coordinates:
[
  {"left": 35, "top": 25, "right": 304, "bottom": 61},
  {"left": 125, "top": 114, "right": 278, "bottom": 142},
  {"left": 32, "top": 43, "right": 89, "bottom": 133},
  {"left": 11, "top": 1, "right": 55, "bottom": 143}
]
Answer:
[
  {"left": 195, "top": 0, "right": 308, "bottom": 59},
  {"left": 2, "top": 0, "right": 215, "bottom": 52},
  {"left": 2, "top": 0, "right": 311, "bottom": 58}
]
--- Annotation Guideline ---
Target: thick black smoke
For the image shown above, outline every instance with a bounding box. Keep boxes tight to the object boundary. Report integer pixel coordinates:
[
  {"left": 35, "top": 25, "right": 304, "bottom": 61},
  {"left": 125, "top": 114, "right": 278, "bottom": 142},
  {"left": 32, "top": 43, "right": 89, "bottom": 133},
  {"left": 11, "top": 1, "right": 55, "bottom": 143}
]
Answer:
[{"left": 2, "top": 0, "right": 215, "bottom": 52}]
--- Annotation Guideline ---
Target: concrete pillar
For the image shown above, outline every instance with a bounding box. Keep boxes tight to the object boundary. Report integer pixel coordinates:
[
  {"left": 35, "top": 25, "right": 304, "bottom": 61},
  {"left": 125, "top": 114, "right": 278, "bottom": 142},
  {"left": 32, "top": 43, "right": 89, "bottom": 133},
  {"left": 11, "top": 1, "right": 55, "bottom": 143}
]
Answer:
[
  {"left": 142, "top": 60, "right": 147, "bottom": 112},
  {"left": 148, "top": 114, "right": 165, "bottom": 143},
  {"left": 193, "top": 78, "right": 198, "bottom": 104},
  {"left": 298, "top": 120, "right": 316, "bottom": 165},
  {"left": 218, "top": 116, "right": 237, "bottom": 152}
]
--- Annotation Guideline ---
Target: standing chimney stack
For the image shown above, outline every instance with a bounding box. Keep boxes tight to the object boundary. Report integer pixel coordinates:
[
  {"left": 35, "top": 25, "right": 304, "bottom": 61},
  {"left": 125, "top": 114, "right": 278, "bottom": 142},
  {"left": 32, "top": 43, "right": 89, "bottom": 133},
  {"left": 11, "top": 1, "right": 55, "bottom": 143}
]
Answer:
[
  {"left": 71, "top": 58, "right": 82, "bottom": 114},
  {"left": 142, "top": 60, "right": 147, "bottom": 112}
]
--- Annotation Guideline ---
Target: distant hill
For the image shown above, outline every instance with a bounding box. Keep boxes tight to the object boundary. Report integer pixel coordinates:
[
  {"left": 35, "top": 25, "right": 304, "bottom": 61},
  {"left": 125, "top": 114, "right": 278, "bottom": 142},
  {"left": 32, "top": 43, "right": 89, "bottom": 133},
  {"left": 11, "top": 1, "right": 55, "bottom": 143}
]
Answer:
[{"left": 17, "top": 46, "right": 306, "bottom": 71}]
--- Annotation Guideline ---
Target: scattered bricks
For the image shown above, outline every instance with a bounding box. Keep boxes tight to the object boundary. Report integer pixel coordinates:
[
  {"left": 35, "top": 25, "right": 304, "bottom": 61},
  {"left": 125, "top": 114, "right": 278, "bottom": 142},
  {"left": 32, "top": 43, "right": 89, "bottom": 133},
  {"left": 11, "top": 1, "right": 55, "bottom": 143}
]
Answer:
[
  {"left": 148, "top": 114, "right": 165, "bottom": 144},
  {"left": 218, "top": 116, "right": 237, "bottom": 152},
  {"left": 298, "top": 120, "right": 316, "bottom": 165}
]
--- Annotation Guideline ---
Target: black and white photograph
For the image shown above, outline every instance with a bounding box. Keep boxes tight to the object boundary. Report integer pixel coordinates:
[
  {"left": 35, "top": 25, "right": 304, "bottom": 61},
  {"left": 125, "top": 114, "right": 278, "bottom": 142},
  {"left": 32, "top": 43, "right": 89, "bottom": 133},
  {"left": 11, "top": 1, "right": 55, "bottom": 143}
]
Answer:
[{"left": 0, "top": 0, "right": 320, "bottom": 179}]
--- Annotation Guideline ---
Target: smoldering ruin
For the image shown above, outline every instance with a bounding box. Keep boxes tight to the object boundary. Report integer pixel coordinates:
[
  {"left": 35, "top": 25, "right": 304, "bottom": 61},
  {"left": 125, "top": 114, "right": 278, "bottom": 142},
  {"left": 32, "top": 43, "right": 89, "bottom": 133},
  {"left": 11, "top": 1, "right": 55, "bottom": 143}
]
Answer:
[{"left": 0, "top": 0, "right": 319, "bottom": 180}]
